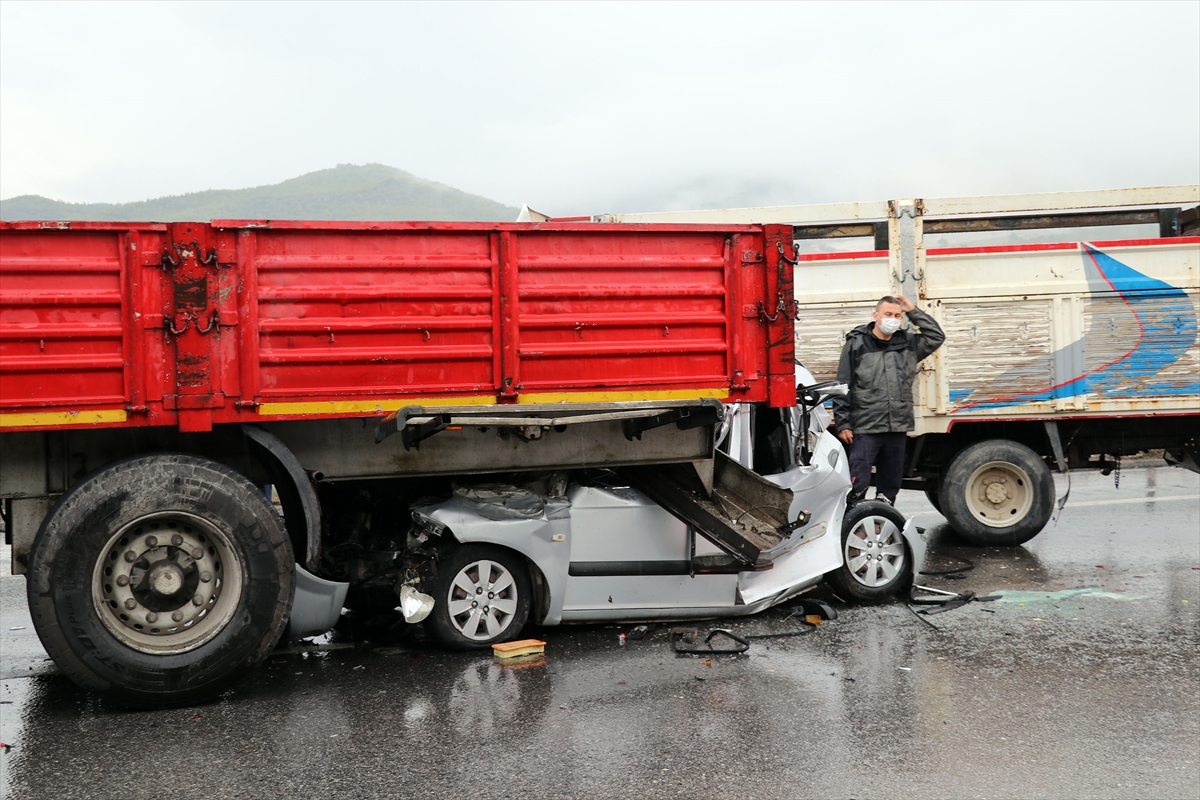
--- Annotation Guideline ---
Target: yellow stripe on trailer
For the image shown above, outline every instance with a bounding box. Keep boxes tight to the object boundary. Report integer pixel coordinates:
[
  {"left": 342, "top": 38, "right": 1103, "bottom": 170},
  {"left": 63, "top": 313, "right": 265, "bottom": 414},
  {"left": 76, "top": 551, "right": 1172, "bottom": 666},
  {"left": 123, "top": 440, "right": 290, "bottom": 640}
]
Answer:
[
  {"left": 257, "top": 389, "right": 729, "bottom": 416},
  {"left": 0, "top": 409, "right": 128, "bottom": 427},
  {"left": 518, "top": 388, "right": 729, "bottom": 404},
  {"left": 257, "top": 396, "right": 497, "bottom": 416}
]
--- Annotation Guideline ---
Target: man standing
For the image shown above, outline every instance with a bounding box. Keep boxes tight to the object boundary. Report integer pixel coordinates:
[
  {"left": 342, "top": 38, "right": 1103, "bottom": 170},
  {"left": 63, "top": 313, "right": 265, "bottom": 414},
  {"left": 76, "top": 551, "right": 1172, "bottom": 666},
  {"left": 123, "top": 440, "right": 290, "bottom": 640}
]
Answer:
[{"left": 833, "top": 295, "right": 945, "bottom": 506}]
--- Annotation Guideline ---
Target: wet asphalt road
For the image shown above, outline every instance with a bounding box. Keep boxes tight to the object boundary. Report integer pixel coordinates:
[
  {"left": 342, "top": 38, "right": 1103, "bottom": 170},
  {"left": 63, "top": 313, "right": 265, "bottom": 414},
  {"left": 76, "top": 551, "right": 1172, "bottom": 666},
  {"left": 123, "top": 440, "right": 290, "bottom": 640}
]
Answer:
[{"left": 2, "top": 464, "right": 1197, "bottom": 800}]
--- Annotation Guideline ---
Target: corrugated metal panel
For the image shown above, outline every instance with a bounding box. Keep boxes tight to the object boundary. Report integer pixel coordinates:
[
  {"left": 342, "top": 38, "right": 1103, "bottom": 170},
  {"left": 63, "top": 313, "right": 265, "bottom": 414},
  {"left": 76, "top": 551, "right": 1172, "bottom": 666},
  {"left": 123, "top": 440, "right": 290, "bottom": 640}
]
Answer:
[
  {"left": 942, "top": 300, "right": 1055, "bottom": 408},
  {"left": 0, "top": 221, "right": 791, "bottom": 429},
  {"left": 251, "top": 229, "right": 497, "bottom": 399},
  {"left": 793, "top": 305, "right": 874, "bottom": 382},
  {"left": 0, "top": 229, "right": 128, "bottom": 409},
  {"left": 1082, "top": 291, "right": 1200, "bottom": 399},
  {"left": 515, "top": 230, "right": 731, "bottom": 392}
]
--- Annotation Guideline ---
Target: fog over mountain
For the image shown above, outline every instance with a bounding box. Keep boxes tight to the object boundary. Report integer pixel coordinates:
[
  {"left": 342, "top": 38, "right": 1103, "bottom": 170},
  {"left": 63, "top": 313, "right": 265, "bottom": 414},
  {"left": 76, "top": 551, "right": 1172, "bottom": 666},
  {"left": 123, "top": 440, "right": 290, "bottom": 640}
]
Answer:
[
  {"left": 2, "top": 3, "right": 1197, "bottom": 216},
  {"left": 0, "top": 164, "right": 519, "bottom": 222}
]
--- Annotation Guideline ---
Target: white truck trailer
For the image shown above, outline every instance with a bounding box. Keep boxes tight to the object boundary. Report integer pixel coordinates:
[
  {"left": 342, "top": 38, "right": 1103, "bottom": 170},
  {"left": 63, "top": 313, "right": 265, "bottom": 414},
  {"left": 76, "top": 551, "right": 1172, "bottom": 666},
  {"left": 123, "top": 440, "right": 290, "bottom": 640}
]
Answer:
[{"left": 594, "top": 186, "right": 1200, "bottom": 545}]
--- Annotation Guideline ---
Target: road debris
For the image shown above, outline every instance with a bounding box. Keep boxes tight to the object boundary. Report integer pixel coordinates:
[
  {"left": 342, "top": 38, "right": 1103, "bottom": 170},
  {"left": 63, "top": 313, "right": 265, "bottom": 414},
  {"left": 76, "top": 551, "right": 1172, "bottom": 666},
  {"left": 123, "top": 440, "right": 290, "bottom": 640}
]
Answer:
[
  {"left": 670, "top": 628, "right": 749, "bottom": 655},
  {"left": 492, "top": 639, "right": 546, "bottom": 662}
]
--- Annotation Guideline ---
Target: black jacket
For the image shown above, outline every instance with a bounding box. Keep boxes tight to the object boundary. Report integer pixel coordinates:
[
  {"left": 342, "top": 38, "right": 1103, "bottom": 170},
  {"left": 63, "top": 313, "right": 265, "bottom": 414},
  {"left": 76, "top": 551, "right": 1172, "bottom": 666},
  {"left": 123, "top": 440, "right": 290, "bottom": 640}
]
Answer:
[{"left": 832, "top": 307, "right": 945, "bottom": 434}]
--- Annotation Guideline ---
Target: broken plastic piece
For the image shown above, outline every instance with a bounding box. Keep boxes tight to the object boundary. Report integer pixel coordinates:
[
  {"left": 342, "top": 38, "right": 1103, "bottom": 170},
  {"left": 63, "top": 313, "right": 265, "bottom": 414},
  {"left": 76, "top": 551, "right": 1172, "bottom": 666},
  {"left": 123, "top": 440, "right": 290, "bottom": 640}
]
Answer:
[
  {"left": 791, "top": 597, "right": 837, "bottom": 620},
  {"left": 398, "top": 583, "right": 434, "bottom": 624}
]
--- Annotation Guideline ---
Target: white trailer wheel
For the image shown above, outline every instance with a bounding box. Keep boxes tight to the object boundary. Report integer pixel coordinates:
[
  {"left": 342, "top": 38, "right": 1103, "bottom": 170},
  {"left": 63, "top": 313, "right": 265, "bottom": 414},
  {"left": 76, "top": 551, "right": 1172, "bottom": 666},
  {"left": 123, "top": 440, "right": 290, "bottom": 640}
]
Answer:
[
  {"left": 963, "top": 460, "right": 1035, "bottom": 529},
  {"left": 941, "top": 440, "right": 1055, "bottom": 546}
]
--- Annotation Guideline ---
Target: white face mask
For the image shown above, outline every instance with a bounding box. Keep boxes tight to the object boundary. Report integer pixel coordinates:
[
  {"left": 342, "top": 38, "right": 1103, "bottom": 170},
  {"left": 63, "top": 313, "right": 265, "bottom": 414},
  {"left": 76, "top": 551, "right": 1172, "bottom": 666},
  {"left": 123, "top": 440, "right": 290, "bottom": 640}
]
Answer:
[{"left": 878, "top": 317, "right": 902, "bottom": 335}]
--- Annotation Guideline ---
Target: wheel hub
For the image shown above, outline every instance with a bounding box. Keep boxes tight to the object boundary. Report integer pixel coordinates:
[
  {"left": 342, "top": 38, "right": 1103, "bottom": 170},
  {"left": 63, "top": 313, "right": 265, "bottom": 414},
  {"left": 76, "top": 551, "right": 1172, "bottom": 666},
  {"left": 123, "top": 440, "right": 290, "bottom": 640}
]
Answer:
[
  {"left": 92, "top": 513, "right": 243, "bottom": 655},
  {"left": 148, "top": 561, "right": 186, "bottom": 597},
  {"left": 843, "top": 515, "right": 905, "bottom": 588},
  {"left": 445, "top": 558, "right": 519, "bottom": 642},
  {"left": 965, "top": 461, "right": 1034, "bottom": 528}
]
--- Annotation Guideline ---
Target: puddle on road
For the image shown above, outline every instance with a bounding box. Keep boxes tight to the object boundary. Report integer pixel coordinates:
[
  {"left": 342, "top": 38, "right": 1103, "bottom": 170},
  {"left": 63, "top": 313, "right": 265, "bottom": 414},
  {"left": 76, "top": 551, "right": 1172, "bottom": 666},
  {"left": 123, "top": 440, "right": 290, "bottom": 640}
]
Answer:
[{"left": 990, "top": 588, "right": 1148, "bottom": 603}]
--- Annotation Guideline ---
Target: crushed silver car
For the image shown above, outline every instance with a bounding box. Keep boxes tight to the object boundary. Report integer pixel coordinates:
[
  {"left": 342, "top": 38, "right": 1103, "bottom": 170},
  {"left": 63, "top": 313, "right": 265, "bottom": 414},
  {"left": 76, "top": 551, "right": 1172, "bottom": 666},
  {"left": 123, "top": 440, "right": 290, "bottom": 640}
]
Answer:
[{"left": 408, "top": 367, "right": 925, "bottom": 649}]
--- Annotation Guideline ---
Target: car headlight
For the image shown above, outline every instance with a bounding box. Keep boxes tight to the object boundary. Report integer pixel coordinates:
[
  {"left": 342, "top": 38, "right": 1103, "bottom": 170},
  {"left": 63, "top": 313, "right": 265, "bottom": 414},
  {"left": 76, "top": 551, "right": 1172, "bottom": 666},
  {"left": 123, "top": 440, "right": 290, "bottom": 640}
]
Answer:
[{"left": 411, "top": 511, "right": 449, "bottom": 539}]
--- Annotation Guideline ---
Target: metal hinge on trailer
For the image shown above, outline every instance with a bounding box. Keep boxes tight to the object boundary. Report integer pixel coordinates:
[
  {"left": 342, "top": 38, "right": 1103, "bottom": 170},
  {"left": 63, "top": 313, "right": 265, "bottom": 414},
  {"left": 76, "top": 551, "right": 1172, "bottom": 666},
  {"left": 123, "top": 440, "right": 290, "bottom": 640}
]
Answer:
[{"left": 374, "top": 399, "right": 725, "bottom": 450}]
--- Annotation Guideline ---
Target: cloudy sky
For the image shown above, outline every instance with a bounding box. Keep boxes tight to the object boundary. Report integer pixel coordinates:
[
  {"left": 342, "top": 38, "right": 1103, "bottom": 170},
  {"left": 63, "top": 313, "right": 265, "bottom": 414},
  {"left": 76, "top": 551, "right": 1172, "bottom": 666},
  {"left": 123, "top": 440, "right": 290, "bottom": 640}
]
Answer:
[{"left": 1, "top": 1, "right": 1197, "bottom": 215}]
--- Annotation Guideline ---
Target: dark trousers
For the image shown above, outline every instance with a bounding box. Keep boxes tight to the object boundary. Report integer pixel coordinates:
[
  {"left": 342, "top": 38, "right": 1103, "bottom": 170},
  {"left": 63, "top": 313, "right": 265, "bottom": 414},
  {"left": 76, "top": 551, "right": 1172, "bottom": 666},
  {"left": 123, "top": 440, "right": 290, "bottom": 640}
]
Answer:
[{"left": 847, "top": 432, "right": 907, "bottom": 503}]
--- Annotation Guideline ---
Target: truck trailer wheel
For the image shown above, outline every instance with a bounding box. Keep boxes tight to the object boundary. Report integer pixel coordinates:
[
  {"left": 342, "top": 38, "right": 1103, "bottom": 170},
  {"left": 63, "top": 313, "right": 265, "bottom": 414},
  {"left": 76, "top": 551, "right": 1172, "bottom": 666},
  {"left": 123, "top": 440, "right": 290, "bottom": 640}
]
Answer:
[
  {"left": 427, "top": 544, "right": 531, "bottom": 650},
  {"left": 940, "top": 440, "right": 1054, "bottom": 546},
  {"left": 827, "top": 501, "right": 912, "bottom": 602},
  {"left": 26, "top": 454, "right": 294, "bottom": 708}
]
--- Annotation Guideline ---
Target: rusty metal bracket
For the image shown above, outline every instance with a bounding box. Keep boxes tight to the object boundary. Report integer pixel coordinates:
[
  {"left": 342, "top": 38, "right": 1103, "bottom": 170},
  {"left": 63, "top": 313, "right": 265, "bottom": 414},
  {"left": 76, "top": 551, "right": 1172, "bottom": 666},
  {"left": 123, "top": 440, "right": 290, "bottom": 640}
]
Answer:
[
  {"left": 400, "top": 415, "right": 450, "bottom": 450},
  {"left": 621, "top": 400, "right": 723, "bottom": 441},
  {"left": 198, "top": 244, "right": 218, "bottom": 267},
  {"left": 760, "top": 242, "right": 801, "bottom": 324},
  {"left": 196, "top": 311, "right": 219, "bottom": 335},
  {"left": 776, "top": 240, "right": 798, "bottom": 266},
  {"left": 757, "top": 297, "right": 799, "bottom": 325},
  {"left": 166, "top": 314, "right": 190, "bottom": 336}
]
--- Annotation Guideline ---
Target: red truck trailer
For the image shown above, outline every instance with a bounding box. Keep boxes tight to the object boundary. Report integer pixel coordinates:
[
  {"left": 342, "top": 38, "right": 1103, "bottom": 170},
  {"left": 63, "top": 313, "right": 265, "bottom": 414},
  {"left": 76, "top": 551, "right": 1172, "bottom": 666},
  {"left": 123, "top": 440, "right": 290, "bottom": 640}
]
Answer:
[{"left": 1, "top": 219, "right": 800, "bottom": 705}]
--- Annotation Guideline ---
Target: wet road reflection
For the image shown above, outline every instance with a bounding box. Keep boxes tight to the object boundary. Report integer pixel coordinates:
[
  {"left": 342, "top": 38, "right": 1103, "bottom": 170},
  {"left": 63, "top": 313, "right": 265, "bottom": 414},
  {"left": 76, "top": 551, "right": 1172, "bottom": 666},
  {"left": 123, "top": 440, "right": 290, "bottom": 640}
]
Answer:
[{"left": 1, "top": 466, "right": 1197, "bottom": 799}]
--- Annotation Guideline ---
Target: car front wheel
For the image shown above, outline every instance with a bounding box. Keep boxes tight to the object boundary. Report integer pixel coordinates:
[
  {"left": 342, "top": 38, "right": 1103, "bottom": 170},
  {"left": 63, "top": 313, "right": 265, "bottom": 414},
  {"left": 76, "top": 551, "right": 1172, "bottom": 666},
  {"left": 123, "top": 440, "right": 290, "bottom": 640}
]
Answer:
[{"left": 426, "top": 545, "right": 531, "bottom": 649}]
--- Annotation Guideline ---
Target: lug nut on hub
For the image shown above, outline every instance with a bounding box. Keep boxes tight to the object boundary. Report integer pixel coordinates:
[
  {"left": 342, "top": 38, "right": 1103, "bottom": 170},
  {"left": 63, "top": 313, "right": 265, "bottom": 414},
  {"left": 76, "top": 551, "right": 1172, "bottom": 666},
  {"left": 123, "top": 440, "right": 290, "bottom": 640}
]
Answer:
[
  {"left": 171, "top": 534, "right": 183, "bottom": 546},
  {"left": 124, "top": 599, "right": 137, "bottom": 610}
]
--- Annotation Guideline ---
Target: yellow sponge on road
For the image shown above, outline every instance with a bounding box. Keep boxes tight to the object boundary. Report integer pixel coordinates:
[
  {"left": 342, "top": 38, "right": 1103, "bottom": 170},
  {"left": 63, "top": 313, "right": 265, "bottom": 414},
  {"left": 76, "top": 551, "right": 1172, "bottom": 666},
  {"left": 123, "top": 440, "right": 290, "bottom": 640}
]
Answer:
[{"left": 491, "top": 639, "right": 546, "bottom": 659}]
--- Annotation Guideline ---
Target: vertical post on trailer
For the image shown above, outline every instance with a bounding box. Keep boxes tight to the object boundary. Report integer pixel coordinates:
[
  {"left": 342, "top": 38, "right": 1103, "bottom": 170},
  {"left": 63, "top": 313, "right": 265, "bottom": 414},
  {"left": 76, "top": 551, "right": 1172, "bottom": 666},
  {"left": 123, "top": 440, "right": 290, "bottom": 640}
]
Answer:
[
  {"left": 764, "top": 224, "right": 798, "bottom": 407},
  {"left": 164, "top": 223, "right": 221, "bottom": 431},
  {"left": 888, "top": 199, "right": 925, "bottom": 303}
]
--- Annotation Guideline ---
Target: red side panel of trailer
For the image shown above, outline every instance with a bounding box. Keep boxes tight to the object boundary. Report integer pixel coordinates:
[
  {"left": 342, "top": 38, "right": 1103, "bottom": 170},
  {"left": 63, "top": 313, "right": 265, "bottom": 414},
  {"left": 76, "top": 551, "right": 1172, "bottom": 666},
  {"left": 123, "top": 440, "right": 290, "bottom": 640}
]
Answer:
[{"left": 0, "top": 221, "right": 795, "bottom": 432}]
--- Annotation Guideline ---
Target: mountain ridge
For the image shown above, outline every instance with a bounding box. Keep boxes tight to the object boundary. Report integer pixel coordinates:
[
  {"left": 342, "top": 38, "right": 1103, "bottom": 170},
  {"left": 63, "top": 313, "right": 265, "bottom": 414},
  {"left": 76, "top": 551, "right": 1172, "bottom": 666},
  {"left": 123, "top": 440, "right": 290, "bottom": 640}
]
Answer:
[{"left": 0, "top": 164, "right": 520, "bottom": 222}]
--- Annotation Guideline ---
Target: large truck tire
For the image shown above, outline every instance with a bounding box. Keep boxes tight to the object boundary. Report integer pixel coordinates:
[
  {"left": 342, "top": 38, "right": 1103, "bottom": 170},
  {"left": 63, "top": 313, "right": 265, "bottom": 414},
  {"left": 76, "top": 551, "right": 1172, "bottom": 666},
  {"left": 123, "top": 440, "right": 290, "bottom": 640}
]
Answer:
[
  {"left": 26, "top": 454, "right": 295, "bottom": 709},
  {"left": 940, "top": 440, "right": 1054, "bottom": 546},
  {"left": 826, "top": 501, "right": 913, "bottom": 602},
  {"left": 427, "top": 544, "right": 531, "bottom": 650}
]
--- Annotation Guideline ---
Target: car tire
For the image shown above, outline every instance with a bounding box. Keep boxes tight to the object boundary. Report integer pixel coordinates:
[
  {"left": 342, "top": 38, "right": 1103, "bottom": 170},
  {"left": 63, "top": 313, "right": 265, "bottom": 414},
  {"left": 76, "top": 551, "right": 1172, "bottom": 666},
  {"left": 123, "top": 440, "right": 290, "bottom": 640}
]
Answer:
[
  {"left": 827, "top": 500, "right": 912, "bottom": 602},
  {"left": 924, "top": 488, "right": 943, "bottom": 514},
  {"left": 26, "top": 454, "right": 294, "bottom": 709},
  {"left": 940, "top": 440, "right": 1054, "bottom": 546},
  {"left": 426, "top": 544, "right": 531, "bottom": 650}
]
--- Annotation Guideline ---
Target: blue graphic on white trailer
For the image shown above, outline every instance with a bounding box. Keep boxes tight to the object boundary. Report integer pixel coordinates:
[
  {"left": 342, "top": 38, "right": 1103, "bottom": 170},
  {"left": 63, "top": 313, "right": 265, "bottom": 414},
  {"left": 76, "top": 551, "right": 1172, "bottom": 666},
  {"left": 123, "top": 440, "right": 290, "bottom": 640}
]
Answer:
[{"left": 951, "top": 244, "right": 1198, "bottom": 411}]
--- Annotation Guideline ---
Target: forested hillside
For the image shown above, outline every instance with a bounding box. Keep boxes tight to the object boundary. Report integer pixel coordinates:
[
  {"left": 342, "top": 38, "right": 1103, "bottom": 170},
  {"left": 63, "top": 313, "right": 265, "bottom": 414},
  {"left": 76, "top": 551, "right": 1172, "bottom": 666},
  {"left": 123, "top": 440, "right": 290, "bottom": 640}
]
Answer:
[{"left": 0, "top": 164, "right": 520, "bottom": 222}]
